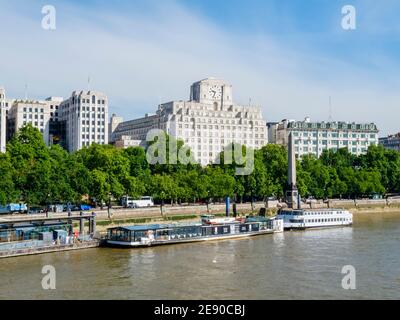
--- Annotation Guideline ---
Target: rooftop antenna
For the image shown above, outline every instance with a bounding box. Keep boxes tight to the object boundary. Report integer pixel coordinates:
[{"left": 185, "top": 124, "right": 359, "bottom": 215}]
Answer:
[
  {"left": 328, "top": 96, "right": 333, "bottom": 121},
  {"left": 87, "top": 76, "right": 91, "bottom": 91},
  {"left": 248, "top": 97, "right": 252, "bottom": 106},
  {"left": 24, "top": 84, "right": 28, "bottom": 101}
]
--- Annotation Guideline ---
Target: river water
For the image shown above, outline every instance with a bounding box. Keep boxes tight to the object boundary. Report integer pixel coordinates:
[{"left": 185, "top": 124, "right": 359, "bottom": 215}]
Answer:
[{"left": 0, "top": 212, "right": 399, "bottom": 299}]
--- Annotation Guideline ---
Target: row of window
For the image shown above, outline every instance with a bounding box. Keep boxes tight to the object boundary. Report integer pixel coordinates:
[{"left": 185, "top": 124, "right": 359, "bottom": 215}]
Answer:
[
  {"left": 292, "top": 122, "right": 375, "bottom": 130},
  {"left": 180, "top": 131, "right": 264, "bottom": 139},
  {"left": 179, "top": 124, "right": 264, "bottom": 131},
  {"left": 23, "top": 114, "right": 44, "bottom": 119},
  {"left": 23, "top": 108, "right": 44, "bottom": 113},
  {"left": 81, "top": 106, "right": 106, "bottom": 112},
  {"left": 184, "top": 138, "right": 262, "bottom": 146},
  {"left": 81, "top": 120, "right": 106, "bottom": 125},
  {"left": 81, "top": 134, "right": 105, "bottom": 140},
  {"left": 292, "top": 131, "right": 376, "bottom": 139},
  {"left": 22, "top": 121, "right": 44, "bottom": 128},
  {"left": 302, "top": 211, "right": 344, "bottom": 215},
  {"left": 180, "top": 117, "right": 261, "bottom": 125},
  {"left": 296, "top": 146, "right": 367, "bottom": 154},
  {"left": 305, "top": 218, "right": 350, "bottom": 223},
  {"left": 79, "top": 98, "right": 106, "bottom": 105},
  {"left": 82, "top": 127, "right": 105, "bottom": 133},
  {"left": 296, "top": 140, "right": 373, "bottom": 146},
  {"left": 80, "top": 113, "right": 106, "bottom": 119}
]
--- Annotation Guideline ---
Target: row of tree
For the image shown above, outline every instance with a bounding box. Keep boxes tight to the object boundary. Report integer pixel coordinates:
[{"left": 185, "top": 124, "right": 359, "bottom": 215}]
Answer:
[{"left": 0, "top": 125, "right": 399, "bottom": 207}]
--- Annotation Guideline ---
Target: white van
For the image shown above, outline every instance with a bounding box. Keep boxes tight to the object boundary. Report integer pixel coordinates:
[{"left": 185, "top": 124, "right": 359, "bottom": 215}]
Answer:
[{"left": 122, "top": 196, "right": 154, "bottom": 208}]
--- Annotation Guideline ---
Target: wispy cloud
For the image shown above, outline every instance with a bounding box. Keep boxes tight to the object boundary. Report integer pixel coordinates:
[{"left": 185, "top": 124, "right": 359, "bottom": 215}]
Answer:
[{"left": 0, "top": 0, "right": 399, "bottom": 135}]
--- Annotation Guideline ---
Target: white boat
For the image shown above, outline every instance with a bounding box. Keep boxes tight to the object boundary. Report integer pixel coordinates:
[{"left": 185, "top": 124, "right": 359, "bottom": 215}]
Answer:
[{"left": 276, "top": 208, "right": 353, "bottom": 230}]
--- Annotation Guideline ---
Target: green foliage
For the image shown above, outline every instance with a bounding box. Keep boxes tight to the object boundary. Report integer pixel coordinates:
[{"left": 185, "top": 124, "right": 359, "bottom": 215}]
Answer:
[{"left": 1, "top": 125, "right": 398, "bottom": 207}]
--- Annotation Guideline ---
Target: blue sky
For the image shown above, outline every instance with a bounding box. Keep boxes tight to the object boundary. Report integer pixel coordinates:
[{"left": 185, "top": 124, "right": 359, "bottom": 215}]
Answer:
[{"left": 0, "top": 0, "right": 399, "bottom": 135}]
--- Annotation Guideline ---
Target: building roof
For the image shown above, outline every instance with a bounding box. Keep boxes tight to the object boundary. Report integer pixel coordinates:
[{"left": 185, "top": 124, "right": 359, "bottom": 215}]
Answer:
[
  {"left": 116, "top": 224, "right": 170, "bottom": 231},
  {"left": 111, "top": 222, "right": 202, "bottom": 232},
  {"left": 287, "top": 121, "right": 378, "bottom": 131}
]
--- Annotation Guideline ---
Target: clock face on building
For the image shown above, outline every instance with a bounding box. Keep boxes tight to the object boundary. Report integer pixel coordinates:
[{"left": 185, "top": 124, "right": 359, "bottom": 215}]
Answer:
[{"left": 208, "top": 85, "right": 222, "bottom": 100}]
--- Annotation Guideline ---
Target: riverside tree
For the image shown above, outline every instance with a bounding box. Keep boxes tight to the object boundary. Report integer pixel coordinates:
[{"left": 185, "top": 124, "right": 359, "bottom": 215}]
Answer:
[{"left": 1, "top": 125, "right": 398, "bottom": 208}]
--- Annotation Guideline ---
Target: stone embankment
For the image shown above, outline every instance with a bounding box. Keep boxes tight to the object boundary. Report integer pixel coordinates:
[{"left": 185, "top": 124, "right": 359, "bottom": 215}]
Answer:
[{"left": 5, "top": 198, "right": 400, "bottom": 224}]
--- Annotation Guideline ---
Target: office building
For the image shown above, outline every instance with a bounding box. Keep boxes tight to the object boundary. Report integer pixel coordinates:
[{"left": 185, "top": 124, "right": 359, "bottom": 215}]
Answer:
[
  {"left": 60, "top": 90, "right": 108, "bottom": 152},
  {"left": 379, "top": 133, "right": 400, "bottom": 151},
  {"left": 268, "top": 117, "right": 379, "bottom": 158},
  {"left": 110, "top": 78, "right": 268, "bottom": 165},
  {"left": 7, "top": 100, "right": 51, "bottom": 145}
]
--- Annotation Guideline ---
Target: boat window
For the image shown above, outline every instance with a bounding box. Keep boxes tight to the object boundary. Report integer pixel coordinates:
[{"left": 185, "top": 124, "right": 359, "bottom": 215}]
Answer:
[
  {"left": 133, "top": 230, "right": 147, "bottom": 241},
  {"left": 108, "top": 229, "right": 131, "bottom": 242}
]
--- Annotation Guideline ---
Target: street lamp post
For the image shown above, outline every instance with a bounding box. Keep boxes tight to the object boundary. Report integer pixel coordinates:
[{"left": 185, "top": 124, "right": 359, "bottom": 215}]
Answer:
[{"left": 107, "top": 192, "right": 112, "bottom": 219}]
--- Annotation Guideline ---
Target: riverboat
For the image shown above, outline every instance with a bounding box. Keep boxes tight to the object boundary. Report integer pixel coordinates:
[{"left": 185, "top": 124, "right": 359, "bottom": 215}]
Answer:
[
  {"left": 276, "top": 208, "right": 353, "bottom": 230},
  {"left": 106, "top": 215, "right": 284, "bottom": 248}
]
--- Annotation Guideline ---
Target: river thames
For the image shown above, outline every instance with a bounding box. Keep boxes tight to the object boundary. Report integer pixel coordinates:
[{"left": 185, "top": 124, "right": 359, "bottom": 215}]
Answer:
[{"left": 1, "top": 212, "right": 399, "bottom": 299}]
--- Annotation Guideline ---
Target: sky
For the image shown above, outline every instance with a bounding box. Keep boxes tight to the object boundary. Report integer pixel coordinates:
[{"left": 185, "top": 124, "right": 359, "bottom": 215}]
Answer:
[{"left": 0, "top": 0, "right": 399, "bottom": 136}]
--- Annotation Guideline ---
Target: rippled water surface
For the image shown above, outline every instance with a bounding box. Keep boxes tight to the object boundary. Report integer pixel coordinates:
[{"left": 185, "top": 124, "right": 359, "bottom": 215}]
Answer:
[{"left": 1, "top": 212, "right": 399, "bottom": 299}]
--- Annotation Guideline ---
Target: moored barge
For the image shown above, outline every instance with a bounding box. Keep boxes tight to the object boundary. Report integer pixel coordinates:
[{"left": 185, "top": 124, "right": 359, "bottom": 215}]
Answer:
[{"left": 106, "top": 215, "right": 283, "bottom": 248}]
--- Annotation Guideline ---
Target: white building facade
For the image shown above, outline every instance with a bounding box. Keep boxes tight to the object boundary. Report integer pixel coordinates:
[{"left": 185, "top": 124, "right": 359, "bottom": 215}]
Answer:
[
  {"left": 60, "top": 90, "right": 108, "bottom": 152},
  {"left": 379, "top": 133, "right": 400, "bottom": 151},
  {"left": 110, "top": 78, "right": 268, "bottom": 165},
  {"left": 7, "top": 100, "right": 51, "bottom": 145},
  {"left": 268, "top": 118, "right": 379, "bottom": 158},
  {"left": 0, "top": 88, "right": 7, "bottom": 153}
]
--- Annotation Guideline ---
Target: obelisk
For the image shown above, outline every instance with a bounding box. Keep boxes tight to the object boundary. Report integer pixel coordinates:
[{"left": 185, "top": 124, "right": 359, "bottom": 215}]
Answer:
[{"left": 287, "top": 132, "right": 298, "bottom": 209}]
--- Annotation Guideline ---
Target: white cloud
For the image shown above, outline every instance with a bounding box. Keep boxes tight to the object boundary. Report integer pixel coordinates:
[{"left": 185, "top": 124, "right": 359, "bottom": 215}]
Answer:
[{"left": 0, "top": 0, "right": 399, "bottom": 136}]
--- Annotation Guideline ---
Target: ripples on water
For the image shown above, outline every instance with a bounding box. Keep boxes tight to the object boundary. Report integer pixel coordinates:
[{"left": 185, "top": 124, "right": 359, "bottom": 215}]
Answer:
[{"left": 0, "top": 212, "right": 399, "bottom": 299}]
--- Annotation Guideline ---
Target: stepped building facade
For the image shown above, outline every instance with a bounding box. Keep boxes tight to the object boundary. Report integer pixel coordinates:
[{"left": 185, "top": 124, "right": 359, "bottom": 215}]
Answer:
[{"left": 110, "top": 78, "right": 268, "bottom": 165}]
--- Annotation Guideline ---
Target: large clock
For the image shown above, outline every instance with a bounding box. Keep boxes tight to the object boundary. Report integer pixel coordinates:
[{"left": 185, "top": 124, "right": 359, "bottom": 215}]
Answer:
[{"left": 208, "top": 85, "right": 222, "bottom": 99}]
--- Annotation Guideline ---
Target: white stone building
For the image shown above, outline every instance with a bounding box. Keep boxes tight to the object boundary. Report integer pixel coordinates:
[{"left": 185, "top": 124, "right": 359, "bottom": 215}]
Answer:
[
  {"left": 379, "top": 133, "right": 400, "bottom": 151},
  {"left": 267, "top": 117, "right": 379, "bottom": 158},
  {"left": 110, "top": 113, "right": 159, "bottom": 143},
  {"left": 114, "top": 135, "right": 143, "bottom": 149},
  {"left": 60, "top": 90, "right": 108, "bottom": 152},
  {"left": 0, "top": 88, "right": 7, "bottom": 153},
  {"left": 7, "top": 99, "right": 51, "bottom": 145},
  {"left": 110, "top": 78, "right": 268, "bottom": 165}
]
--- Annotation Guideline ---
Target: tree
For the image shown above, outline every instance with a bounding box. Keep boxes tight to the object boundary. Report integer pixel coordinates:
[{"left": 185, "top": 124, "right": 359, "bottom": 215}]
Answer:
[
  {"left": 75, "top": 144, "right": 131, "bottom": 205},
  {"left": 149, "top": 174, "right": 177, "bottom": 215},
  {"left": 258, "top": 144, "right": 288, "bottom": 199},
  {"left": 0, "top": 153, "right": 17, "bottom": 205},
  {"left": 7, "top": 125, "right": 53, "bottom": 206}
]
